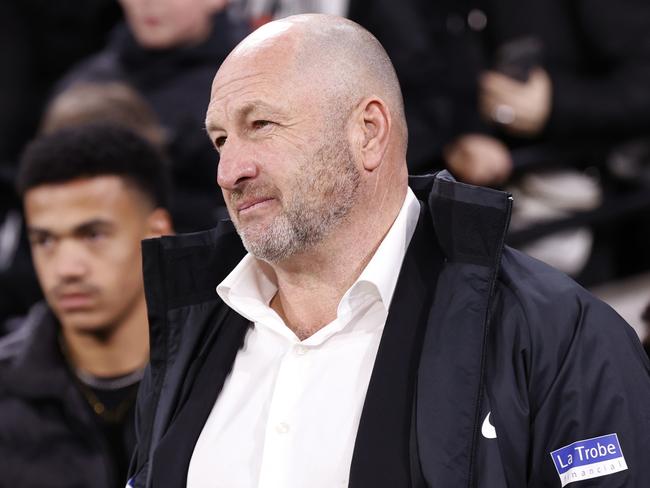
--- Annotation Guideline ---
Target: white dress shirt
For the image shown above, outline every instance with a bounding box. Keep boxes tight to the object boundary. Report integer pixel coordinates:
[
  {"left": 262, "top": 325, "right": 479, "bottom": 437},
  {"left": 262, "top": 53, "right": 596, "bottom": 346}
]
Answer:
[{"left": 187, "top": 188, "right": 420, "bottom": 488}]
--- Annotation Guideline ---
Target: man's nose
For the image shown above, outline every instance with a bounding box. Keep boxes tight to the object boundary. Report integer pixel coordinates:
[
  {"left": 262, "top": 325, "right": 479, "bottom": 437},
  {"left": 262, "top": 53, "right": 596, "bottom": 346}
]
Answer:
[
  {"left": 54, "top": 243, "right": 89, "bottom": 281},
  {"left": 216, "top": 140, "right": 259, "bottom": 191}
]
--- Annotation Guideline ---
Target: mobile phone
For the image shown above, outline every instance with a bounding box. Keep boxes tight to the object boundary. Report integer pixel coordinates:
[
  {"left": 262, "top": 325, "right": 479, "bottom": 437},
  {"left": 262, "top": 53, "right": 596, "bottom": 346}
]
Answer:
[{"left": 493, "top": 36, "right": 543, "bottom": 82}]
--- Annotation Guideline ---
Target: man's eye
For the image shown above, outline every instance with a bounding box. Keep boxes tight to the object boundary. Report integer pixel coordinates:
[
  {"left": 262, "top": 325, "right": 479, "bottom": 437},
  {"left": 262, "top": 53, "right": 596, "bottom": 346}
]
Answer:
[
  {"left": 30, "top": 234, "right": 54, "bottom": 248},
  {"left": 83, "top": 229, "right": 106, "bottom": 243},
  {"left": 252, "top": 120, "right": 272, "bottom": 129},
  {"left": 215, "top": 136, "right": 227, "bottom": 149}
]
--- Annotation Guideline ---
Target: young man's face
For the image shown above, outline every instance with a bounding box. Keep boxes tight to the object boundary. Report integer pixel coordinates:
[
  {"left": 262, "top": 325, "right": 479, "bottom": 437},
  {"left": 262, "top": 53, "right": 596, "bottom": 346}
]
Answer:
[
  {"left": 24, "top": 176, "right": 158, "bottom": 334},
  {"left": 118, "top": 0, "right": 227, "bottom": 49}
]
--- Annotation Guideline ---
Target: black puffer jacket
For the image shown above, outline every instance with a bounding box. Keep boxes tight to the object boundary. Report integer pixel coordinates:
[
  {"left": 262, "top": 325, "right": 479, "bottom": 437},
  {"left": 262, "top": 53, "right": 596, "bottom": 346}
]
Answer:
[
  {"left": 0, "top": 303, "right": 135, "bottom": 488},
  {"left": 129, "top": 172, "right": 650, "bottom": 487}
]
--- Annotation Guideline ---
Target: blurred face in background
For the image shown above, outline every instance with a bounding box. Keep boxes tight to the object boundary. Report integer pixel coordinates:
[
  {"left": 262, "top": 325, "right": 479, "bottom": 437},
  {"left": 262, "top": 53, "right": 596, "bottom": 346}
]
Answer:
[
  {"left": 24, "top": 176, "right": 168, "bottom": 335},
  {"left": 119, "top": 0, "right": 228, "bottom": 49}
]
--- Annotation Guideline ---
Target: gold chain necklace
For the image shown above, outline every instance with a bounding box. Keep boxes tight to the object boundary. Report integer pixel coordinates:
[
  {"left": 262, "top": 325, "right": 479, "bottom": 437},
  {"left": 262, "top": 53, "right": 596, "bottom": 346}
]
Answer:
[
  {"left": 58, "top": 333, "right": 142, "bottom": 423},
  {"left": 75, "top": 380, "right": 139, "bottom": 424}
]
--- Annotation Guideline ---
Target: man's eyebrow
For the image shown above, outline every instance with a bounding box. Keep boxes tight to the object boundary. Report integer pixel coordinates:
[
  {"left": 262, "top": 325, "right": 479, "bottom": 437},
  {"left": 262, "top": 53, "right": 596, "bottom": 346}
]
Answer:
[
  {"left": 73, "top": 219, "right": 115, "bottom": 233},
  {"left": 206, "top": 100, "right": 283, "bottom": 132},
  {"left": 26, "top": 226, "right": 51, "bottom": 237},
  {"left": 239, "top": 101, "right": 282, "bottom": 118},
  {"left": 27, "top": 219, "right": 115, "bottom": 237}
]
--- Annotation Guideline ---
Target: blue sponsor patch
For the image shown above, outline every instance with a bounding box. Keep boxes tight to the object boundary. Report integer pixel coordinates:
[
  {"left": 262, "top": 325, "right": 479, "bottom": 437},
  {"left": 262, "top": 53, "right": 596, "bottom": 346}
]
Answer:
[{"left": 550, "top": 433, "right": 627, "bottom": 486}]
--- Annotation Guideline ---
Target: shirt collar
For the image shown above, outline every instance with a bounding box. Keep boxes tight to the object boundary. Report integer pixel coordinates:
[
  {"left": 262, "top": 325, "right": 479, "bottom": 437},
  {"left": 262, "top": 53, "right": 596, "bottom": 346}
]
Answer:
[
  {"left": 217, "top": 187, "right": 420, "bottom": 324},
  {"left": 338, "top": 187, "right": 420, "bottom": 315}
]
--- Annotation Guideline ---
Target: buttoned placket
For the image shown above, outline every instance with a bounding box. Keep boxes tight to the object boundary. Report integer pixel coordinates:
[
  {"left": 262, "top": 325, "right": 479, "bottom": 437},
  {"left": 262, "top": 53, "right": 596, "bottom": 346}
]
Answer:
[{"left": 257, "top": 340, "right": 314, "bottom": 487}]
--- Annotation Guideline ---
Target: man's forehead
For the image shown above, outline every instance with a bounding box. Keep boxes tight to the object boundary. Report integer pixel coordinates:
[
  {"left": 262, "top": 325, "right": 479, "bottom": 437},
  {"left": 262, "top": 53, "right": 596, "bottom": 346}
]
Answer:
[
  {"left": 207, "top": 51, "right": 301, "bottom": 127},
  {"left": 213, "top": 38, "right": 297, "bottom": 91},
  {"left": 211, "top": 18, "right": 305, "bottom": 91}
]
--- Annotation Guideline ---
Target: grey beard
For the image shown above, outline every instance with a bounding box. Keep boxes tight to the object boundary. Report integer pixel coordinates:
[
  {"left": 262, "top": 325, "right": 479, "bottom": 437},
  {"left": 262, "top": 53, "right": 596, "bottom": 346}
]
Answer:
[{"left": 235, "top": 140, "right": 360, "bottom": 263}]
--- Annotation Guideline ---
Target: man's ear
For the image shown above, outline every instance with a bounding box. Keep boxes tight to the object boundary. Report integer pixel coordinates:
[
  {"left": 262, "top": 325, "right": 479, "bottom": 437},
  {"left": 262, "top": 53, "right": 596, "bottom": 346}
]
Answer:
[
  {"left": 145, "top": 208, "right": 174, "bottom": 238},
  {"left": 355, "top": 97, "right": 391, "bottom": 172}
]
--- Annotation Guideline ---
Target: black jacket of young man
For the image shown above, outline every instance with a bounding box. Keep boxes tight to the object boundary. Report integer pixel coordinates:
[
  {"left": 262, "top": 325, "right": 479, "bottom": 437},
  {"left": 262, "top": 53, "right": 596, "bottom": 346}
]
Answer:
[
  {"left": 128, "top": 171, "right": 650, "bottom": 487},
  {"left": 0, "top": 303, "right": 136, "bottom": 488}
]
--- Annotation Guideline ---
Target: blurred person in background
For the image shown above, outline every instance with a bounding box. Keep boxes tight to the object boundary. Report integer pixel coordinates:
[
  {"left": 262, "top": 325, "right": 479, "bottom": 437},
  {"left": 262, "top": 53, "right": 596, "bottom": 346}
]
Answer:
[
  {"left": 0, "top": 124, "right": 173, "bottom": 488},
  {"left": 56, "top": 0, "right": 250, "bottom": 231},
  {"left": 444, "top": 0, "right": 650, "bottom": 186},
  {"left": 40, "top": 82, "right": 167, "bottom": 148},
  {"left": 442, "top": 0, "right": 650, "bottom": 281},
  {"left": 0, "top": 0, "right": 122, "bottom": 168},
  {"left": 0, "top": 0, "right": 123, "bottom": 329},
  {"left": 0, "top": 81, "right": 169, "bottom": 332}
]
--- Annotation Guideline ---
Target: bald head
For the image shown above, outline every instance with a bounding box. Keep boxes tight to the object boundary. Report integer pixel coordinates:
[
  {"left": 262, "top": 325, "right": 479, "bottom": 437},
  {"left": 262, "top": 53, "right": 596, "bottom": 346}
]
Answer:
[
  {"left": 219, "top": 14, "right": 408, "bottom": 153},
  {"left": 207, "top": 14, "right": 410, "bottom": 264}
]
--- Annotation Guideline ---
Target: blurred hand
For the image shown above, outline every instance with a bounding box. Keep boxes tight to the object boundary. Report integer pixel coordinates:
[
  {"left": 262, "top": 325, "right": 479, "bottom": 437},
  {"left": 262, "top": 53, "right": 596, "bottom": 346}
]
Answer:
[
  {"left": 479, "top": 68, "right": 552, "bottom": 136},
  {"left": 444, "top": 134, "right": 513, "bottom": 186}
]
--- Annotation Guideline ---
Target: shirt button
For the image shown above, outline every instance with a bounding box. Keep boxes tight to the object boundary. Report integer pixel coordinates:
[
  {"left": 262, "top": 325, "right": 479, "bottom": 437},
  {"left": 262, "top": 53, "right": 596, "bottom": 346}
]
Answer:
[
  {"left": 275, "top": 422, "right": 290, "bottom": 434},
  {"left": 294, "top": 345, "right": 308, "bottom": 356}
]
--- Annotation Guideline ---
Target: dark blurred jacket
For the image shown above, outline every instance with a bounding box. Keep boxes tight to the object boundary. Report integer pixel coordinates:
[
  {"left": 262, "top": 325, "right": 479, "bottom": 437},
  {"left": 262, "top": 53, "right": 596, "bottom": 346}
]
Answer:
[
  {"left": 0, "top": 0, "right": 120, "bottom": 322},
  {"left": 56, "top": 12, "right": 249, "bottom": 230},
  {"left": 0, "top": 0, "right": 121, "bottom": 166},
  {"left": 0, "top": 303, "right": 135, "bottom": 488}
]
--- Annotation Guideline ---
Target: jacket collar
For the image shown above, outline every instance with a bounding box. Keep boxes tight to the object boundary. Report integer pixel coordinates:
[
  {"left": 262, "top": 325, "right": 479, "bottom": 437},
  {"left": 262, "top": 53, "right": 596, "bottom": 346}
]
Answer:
[
  {"left": 414, "top": 171, "right": 512, "bottom": 486},
  {"left": 350, "top": 201, "right": 444, "bottom": 487}
]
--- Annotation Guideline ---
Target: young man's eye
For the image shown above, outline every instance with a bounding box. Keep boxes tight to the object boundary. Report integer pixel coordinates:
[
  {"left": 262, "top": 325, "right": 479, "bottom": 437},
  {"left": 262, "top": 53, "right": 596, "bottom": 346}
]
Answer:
[
  {"left": 83, "top": 229, "right": 107, "bottom": 242},
  {"left": 29, "top": 234, "right": 54, "bottom": 248}
]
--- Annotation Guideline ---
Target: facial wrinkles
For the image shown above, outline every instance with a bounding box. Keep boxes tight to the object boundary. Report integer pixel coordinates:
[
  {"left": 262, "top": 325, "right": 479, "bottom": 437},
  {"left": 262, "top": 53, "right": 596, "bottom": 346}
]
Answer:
[
  {"left": 230, "top": 182, "right": 279, "bottom": 210},
  {"left": 233, "top": 130, "right": 360, "bottom": 263},
  {"left": 208, "top": 72, "right": 314, "bottom": 171},
  {"left": 208, "top": 69, "right": 285, "bottom": 140}
]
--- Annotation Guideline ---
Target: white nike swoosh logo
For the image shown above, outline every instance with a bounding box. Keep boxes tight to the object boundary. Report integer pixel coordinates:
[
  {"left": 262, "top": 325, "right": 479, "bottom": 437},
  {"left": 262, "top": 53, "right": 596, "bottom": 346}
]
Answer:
[{"left": 481, "top": 412, "right": 497, "bottom": 439}]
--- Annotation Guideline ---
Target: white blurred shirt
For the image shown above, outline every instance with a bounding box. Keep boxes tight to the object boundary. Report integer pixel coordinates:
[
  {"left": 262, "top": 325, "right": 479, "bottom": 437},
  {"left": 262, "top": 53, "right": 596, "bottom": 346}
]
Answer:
[{"left": 187, "top": 188, "right": 420, "bottom": 488}]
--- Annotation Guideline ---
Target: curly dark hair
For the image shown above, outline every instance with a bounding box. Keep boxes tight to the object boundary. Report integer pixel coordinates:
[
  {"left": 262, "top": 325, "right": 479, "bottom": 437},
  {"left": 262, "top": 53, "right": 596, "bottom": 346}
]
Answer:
[{"left": 17, "top": 123, "right": 171, "bottom": 208}]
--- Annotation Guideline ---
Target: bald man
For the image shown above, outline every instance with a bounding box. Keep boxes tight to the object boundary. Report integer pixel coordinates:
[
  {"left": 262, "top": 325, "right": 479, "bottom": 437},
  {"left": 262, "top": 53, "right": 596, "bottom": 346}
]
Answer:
[{"left": 128, "top": 15, "right": 650, "bottom": 488}]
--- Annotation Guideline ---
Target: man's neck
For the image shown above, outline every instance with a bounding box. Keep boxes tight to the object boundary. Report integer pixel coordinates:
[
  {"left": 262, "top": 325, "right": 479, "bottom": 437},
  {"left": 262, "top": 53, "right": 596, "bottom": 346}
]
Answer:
[
  {"left": 61, "top": 299, "right": 149, "bottom": 378},
  {"left": 267, "top": 187, "right": 407, "bottom": 340}
]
